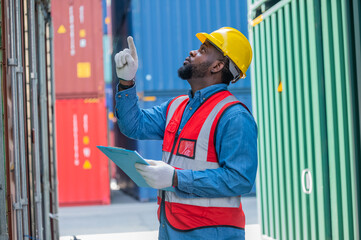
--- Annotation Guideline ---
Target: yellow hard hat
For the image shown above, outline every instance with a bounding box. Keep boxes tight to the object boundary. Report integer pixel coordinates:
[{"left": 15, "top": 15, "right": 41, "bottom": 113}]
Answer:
[{"left": 196, "top": 27, "right": 252, "bottom": 82}]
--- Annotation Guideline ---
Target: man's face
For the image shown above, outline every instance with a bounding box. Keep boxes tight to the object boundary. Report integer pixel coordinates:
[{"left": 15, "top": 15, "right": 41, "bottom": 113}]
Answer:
[{"left": 178, "top": 41, "right": 222, "bottom": 80}]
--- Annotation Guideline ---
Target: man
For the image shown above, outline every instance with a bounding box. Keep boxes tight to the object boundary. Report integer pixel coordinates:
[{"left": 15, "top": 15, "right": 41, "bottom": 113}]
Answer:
[{"left": 114, "top": 27, "right": 258, "bottom": 240}]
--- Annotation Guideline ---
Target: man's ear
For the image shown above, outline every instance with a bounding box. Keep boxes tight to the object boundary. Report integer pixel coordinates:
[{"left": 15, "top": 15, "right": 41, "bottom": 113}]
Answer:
[{"left": 210, "top": 60, "right": 225, "bottom": 74}]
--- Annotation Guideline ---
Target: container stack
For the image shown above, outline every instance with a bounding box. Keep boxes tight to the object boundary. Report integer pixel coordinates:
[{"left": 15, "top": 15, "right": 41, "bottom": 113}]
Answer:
[
  {"left": 111, "top": 0, "right": 255, "bottom": 201},
  {"left": 52, "top": 0, "right": 110, "bottom": 206},
  {"left": 101, "top": 0, "right": 118, "bottom": 183}
]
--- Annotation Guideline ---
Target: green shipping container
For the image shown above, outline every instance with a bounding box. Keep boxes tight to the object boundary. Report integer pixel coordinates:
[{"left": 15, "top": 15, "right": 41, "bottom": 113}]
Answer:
[{"left": 248, "top": 0, "right": 361, "bottom": 239}]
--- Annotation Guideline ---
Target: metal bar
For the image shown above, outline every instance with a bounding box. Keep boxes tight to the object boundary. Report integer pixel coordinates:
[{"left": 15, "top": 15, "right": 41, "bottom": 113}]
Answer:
[
  {"left": 253, "top": 25, "right": 268, "bottom": 237},
  {"left": 340, "top": 0, "right": 360, "bottom": 238},
  {"left": 267, "top": 15, "right": 281, "bottom": 239},
  {"left": 37, "top": 3, "right": 50, "bottom": 239},
  {"left": 0, "top": 0, "right": 9, "bottom": 236},
  {"left": 273, "top": 11, "right": 288, "bottom": 240},
  {"left": 0, "top": 56, "right": 9, "bottom": 240},
  {"left": 48, "top": 16, "right": 60, "bottom": 240},
  {"left": 15, "top": 0, "right": 29, "bottom": 236},
  {"left": 305, "top": 0, "right": 332, "bottom": 239},
  {"left": 289, "top": 1, "right": 304, "bottom": 239},
  {"left": 297, "top": 1, "right": 313, "bottom": 238},
  {"left": 321, "top": 0, "right": 345, "bottom": 238},
  {"left": 28, "top": 0, "right": 43, "bottom": 238},
  {"left": 260, "top": 21, "right": 275, "bottom": 238},
  {"left": 8, "top": 0, "right": 24, "bottom": 237},
  {"left": 262, "top": 19, "right": 279, "bottom": 238},
  {"left": 249, "top": 0, "right": 292, "bottom": 27},
  {"left": 348, "top": 0, "right": 361, "bottom": 238},
  {"left": 279, "top": 6, "right": 295, "bottom": 240}
]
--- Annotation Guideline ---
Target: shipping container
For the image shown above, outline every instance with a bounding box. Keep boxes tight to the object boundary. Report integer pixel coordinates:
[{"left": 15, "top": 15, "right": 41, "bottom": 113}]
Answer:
[
  {"left": 249, "top": 0, "right": 360, "bottom": 239},
  {"left": 111, "top": 0, "right": 251, "bottom": 94},
  {"left": 103, "top": 35, "right": 113, "bottom": 84},
  {"left": 102, "top": 0, "right": 112, "bottom": 35},
  {"left": 56, "top": 98, "right": 110, "bottom": 206},
  {"left": 1, "top": 0, "right": 59, "bottom": 239},
  {"left": 52, "top": 0, "right": 105, "bottom": 99}
]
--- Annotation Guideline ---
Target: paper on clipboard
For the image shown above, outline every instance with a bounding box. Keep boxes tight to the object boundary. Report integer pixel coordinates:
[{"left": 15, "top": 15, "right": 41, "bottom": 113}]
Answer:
[{"left": 97, "top": 146, "right": 175, "bottom": 192}]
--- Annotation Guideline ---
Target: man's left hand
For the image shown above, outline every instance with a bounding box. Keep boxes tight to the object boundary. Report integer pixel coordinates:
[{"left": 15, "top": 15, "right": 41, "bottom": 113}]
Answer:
[{"left": 135, "top": 160, "right": 175, "bottom": 189}]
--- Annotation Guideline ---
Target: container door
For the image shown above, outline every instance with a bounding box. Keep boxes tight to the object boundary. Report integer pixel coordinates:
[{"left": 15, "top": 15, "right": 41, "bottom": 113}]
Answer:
[{"left": 249, "top": 0, "right": 359, "bottom": 239}]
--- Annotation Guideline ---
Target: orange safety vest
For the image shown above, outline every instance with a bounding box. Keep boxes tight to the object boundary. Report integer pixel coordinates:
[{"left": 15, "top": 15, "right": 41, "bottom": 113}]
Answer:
[{"left": 158, "top": 90, "right": 248, "bottom": 231}]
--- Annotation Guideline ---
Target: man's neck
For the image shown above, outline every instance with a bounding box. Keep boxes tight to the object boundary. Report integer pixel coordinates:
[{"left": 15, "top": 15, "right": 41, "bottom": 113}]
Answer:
[{"left": 187, "top": 76, "right": 222, "bottom": 95}]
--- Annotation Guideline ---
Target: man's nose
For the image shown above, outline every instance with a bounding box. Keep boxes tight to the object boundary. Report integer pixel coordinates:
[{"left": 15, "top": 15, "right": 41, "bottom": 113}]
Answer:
[{"left": 189, "top": 50, "right": 197, "bottom": 57}]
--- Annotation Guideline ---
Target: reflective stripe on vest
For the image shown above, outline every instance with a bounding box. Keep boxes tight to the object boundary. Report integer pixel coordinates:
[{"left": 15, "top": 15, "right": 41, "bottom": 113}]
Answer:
[
  {"left": 166, "top": 95, "right": 188, "bottom": 127},
  {"left": 159, "top": 90, "right": 246, "bottom": 230}
]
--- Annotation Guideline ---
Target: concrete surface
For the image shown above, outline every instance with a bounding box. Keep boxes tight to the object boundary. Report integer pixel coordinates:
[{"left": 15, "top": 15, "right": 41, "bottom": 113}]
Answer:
[{"left": 59, "top": 190, "right": 261, "bottom": 239}]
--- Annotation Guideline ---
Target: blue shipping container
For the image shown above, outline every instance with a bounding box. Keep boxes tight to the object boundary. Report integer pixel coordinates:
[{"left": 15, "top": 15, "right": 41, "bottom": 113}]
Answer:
[
  {"left": 102, "top": 0, "right": 110, "bottom": 35},
  {"left": 103, "top": 35, "right": 112, "bottom": 83},
  {"left": 113, "top": 0, "right": 250, "bottom": 93}
]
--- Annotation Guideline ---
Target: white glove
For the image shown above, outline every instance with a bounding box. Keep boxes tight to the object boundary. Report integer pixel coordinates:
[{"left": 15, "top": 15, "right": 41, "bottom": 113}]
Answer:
[
  {"left": 114, "top": 36, "right": 138, "bottom": 81},
  {"left": 135, "top": 160, "right": 175, "bottom": 189}
]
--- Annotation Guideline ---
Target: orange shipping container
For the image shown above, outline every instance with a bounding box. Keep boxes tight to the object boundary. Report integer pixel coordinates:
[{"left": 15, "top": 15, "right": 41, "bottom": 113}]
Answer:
[
  {"left": 56, "top": 98, "right": 110, "bottom": 206},
  {"left": 52, "top": 0, "right": 105, "bottom": 99}
]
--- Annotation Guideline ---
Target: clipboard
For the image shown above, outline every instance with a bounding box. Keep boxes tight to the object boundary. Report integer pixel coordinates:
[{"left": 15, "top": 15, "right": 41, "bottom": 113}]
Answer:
[{"left": 97, "top": 146, "right": 175, "bottom": 192}]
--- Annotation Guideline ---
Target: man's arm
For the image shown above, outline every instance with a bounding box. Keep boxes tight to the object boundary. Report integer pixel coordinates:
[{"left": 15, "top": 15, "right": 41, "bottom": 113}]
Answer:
[
  {"left": 114, "top": 36, "right": 173, "bottom": 140},
  {"left": 115, "top": 85, "right": 172, "bottom": 140},
  {"left": 174, "top": 106, "right": 258, "bottom": 198}
]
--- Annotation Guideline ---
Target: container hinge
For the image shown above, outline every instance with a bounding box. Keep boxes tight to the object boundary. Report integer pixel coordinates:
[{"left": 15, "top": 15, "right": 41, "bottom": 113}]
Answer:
[
  {"left": 13, "top": 198, "right": 29, "bottom": 209},
  {"left": 21, "top": 198, "right": 29, "bottom": 206},
  {"left": 30, "top": 72, "right": 38, "bottom": 80},
  {"left": 49, "top": 212, "right": 59, "bottom": 220},
  {"left": 7, "top": 58, "right": 17, "bottom": 66},
  {"left": 16, "top": 66, "right": 23, "bottom": 73},
  {"left": 34, "top": 195, "right": 42, "bottom": 203},
  {"left": 13, "top": 201, "right": 21, "bottom": 210}
]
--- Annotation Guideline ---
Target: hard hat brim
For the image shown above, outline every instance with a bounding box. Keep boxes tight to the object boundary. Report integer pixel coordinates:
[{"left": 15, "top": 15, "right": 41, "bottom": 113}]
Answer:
[{"left": 196, "top": 33, "right": 223, "bottom": 52}]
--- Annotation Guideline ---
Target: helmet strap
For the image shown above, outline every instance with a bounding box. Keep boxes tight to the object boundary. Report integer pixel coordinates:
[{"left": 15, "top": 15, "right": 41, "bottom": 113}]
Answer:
[{"left": 229, "top": 60, "right": 241, "bottom": 83}]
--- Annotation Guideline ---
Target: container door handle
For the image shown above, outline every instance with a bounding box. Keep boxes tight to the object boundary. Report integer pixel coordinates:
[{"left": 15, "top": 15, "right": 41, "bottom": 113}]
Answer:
[{"left": 301, "top": 169, "right": 313, "bottom": 194}]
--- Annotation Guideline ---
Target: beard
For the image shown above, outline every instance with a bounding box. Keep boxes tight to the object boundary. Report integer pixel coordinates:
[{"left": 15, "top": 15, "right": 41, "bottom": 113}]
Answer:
[{"left": 178, "top": 61, "right": 212, "bottom": 80}]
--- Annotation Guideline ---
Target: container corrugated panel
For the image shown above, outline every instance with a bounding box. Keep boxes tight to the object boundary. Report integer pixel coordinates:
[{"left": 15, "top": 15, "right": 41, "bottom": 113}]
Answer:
[
  {"left": 103, "top": 35, "right": 112, "bottom": 84},
  {"left": 52, "top": 0, "right": 105, "bottom": 99},
  {"left": 348, "top": 0, "right": 361, "bottom": 235},
  {"left": 127, "top": 0, "right": 250, "bottom": 93},
  {"left": 56, "top": 98, "right": 110, "bottom": 206},
  {"left": 105, "top": 83, "right": 114, "bottom": 130},
  {"left": 102, "top": 0, "right": 108, "bottom": 35},
  {"left": 249, "top": 0, "right": 360, "bottom": 239}
]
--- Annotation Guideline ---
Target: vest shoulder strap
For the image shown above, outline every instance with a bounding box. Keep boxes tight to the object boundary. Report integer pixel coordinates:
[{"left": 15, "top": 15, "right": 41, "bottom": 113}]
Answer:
[{"left": 166, "top": 95, "right": 188, "bottom": 127}]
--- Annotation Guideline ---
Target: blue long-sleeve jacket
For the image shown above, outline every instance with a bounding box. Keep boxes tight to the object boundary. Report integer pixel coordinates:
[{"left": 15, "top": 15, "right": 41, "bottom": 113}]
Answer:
[{"left": 115, "top": 83, "right": 258, "bottom": 239}]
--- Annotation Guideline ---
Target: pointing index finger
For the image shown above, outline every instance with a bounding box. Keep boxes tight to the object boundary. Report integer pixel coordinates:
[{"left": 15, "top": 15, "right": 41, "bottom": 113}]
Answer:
[{"left": 127, "top": 36, "right": 137, "bottom": 60}]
